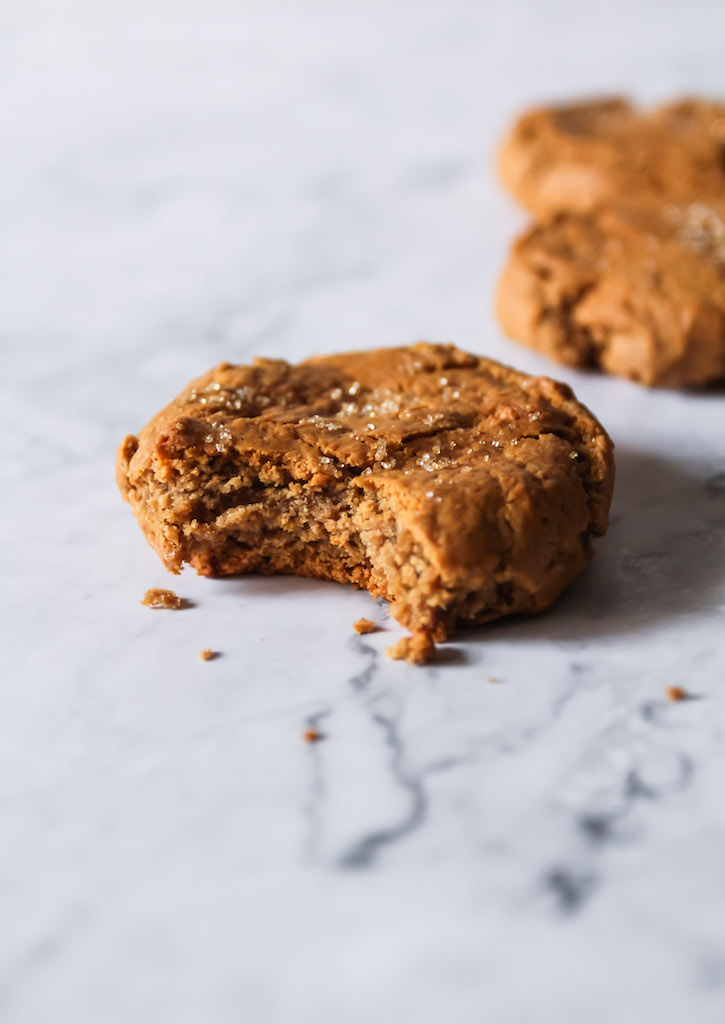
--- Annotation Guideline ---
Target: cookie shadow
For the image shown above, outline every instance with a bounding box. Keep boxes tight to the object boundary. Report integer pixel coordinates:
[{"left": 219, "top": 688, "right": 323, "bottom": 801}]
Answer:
[
  {"left": 219, "top": 575, "right": 340, "bottom": 599},
  {"left": 470, "top": 446, "right": 725, "bottom": 644}
]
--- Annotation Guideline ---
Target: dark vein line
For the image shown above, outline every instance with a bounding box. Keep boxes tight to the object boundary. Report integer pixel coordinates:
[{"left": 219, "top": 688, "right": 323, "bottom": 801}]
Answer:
[{"left": 337, "top": 701, "right": 427, "bottom": 870}]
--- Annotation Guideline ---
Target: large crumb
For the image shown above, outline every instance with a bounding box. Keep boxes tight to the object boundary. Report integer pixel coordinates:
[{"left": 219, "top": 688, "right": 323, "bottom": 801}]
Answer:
[
  {"left": 199, "top": 648, "right": 218, "bottom": 661},
  {"left": 353, "top": 618, "right": 376, "bottom": 635},
  {"left": 141, "top": 587, "right": 182, "bottom": 609},
  {"left": 666, "top": 685, "right": 690, "bottom": 702},
  {"left": 386, "top": 633, "right": 437, "bottom": 665}
]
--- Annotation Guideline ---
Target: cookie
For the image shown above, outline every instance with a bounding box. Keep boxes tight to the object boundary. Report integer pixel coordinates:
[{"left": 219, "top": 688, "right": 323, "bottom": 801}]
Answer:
[
  {"left": 497, "top": 199, "right": 725, "bottom": 387},
  {"left": 498, "top": 96, "right": 725, "bottom": 216},
  {"left": 117, "top": 344, "right": 613, "bottom": 645}
]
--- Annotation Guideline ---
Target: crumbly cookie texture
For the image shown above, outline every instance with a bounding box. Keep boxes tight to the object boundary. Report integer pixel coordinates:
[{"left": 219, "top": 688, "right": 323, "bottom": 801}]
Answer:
[
  {"left": 497, "top": 199, "right": 725, "bottom": 387},
  {"left": 386, "top": 633, "right": 437, "bottom": 665},
  {"left": 498, "top": 96, "right": 725, "bottom": 217},
  {"left": 117, "top": 344, "right": 613, "bottom": 644},
  {"left": 666, "top": 686, "right": 690, "bottom": 702},
  {"left": 141, "top": 587, "right": 182, "bottom": 609}
]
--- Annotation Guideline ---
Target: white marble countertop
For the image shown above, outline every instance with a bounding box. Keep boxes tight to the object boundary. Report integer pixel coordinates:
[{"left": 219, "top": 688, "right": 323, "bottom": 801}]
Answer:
[{"left": 2, "top": 0, "right": 725, "bottom": 1021}]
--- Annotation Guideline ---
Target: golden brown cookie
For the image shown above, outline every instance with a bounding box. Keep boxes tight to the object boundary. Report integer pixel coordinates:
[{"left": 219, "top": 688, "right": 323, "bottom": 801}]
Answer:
[
  {"left": 497, "top": 199, "right": 725, "bottom": 387},
  {"left": 498, "top": 96, "right": 725, "bottom": 217},
  {"left": 117, "top": 344, "right": 613, "bottom": 643}
]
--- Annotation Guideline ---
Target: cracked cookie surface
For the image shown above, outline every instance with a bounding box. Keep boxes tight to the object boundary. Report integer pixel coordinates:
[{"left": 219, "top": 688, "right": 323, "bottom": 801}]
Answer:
[
  {"left": 117, "top": 344, "right": 614, "bottom": 641},
  {"left": 497, "top": 199, "right": 725, "bottom": 387}
]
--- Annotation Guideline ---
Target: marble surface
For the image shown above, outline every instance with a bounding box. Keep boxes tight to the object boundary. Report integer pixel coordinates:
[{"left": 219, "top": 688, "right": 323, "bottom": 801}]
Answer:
[{"left": 2, "top": 0, "right": 725, "bottom": 1021}]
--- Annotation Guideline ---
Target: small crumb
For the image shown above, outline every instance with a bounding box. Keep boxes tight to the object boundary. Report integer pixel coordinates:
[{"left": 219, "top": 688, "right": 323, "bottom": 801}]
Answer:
[
  {"left": 354, "top": 618, "right": 376, "bottom": 635},
  {"left": 141, "top": 587, "right": 182, "bottom": 609},
  {"left": 487, "top": 676, "right": 501, "bottom": 684},
  {"left": 303, "top": 728, "right": 324, "bottom": 743},
  {"left": 386, "top": 633, "right": 437, "bottom": 665},
  {"left": 666, "top": 685, "right": 690, "bottom": 702},
  {"left": 199, "top": 648, "right": 218, "bottom": 662}
]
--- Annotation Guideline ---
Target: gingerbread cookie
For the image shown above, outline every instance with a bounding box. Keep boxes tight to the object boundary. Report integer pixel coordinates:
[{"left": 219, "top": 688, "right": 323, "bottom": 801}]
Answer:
[
  {"left": 499, "top": 96, "right": 725, "bottom": 217},
  {"left": 497, "top": 199, "right": 725, "bottom": 387},
  {"left": 117, "top": 344, "right": 613, "bottom": 650}
]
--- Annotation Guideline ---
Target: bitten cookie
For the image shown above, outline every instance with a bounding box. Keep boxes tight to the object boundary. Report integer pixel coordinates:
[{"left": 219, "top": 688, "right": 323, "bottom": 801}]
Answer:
[
  {"left": 498, "top": 96, "right": 725, "bottom": 217},
  {"left": 497, "top": 199, "right": 725, "bottom": 387},
  {"left": 117, "top": 344, "right": 613, "bottom": 646}
]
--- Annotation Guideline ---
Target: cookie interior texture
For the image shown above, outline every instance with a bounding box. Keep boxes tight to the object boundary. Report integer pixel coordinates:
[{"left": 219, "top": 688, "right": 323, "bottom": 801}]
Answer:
[
  {"left": 497, "top": 199, "right": 725, "bottom": 387},
  {"left": 498, "top": 96, "right": 725, "bottom": 217},
  {"left": 117, "top": 344, "right": 614, "bottom": 641}
]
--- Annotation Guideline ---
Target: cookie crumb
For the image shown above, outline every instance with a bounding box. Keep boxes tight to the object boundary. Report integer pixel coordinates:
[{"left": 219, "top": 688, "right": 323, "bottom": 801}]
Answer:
[
  {"left": 199, "top": 648, "right": 218, "bottom": 661},
  {"left": 666, "top": 685, "right": 690, "bottom": 702},
  {"left": 487, "top": 676, "right": 501, "bottom": 684},
  {"left": 141, "top": 587, "right": 182, "bottom": 609},
  {"left": 303, "top": 728, "right": 324, "bottom": 743},
  {"left": 354, "top": 618, "right": 376, "bottom": 635},
  {"left": 386, "top": 633, "right": 437, "bottom": 665}
]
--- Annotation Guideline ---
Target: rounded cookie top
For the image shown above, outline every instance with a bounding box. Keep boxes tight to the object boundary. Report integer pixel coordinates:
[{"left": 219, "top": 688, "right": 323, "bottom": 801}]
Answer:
[
  {"left": 118, "top": 343, "right": 614, "bottom": 562},
  {"left": 117, "top": 344, "right": 614, "bottom": 637},
  {"left": 498, "top": 95, "right": 725, "bottom": 216},
  {"left": 496, "top": 199, "right": 725, "bottom": 387}
]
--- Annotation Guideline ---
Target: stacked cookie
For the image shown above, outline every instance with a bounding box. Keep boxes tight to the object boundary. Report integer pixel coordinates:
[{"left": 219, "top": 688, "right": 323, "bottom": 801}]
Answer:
[{"left": 496, "top": 97, "right": 725, "bottom": 387}]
